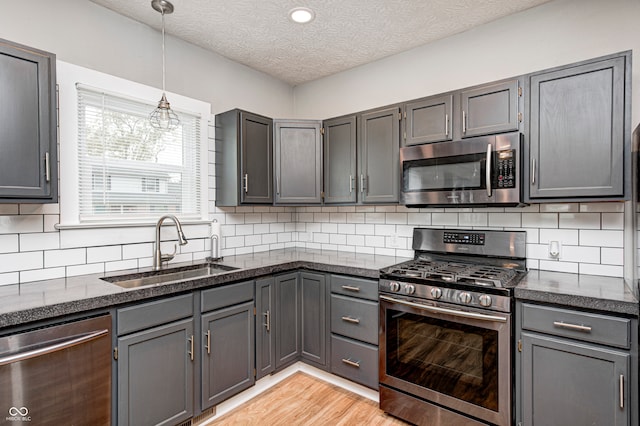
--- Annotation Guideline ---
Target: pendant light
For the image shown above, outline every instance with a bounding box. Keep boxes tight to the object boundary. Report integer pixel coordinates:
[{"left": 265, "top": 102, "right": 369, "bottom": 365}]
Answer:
[{"left": 150, "top": 0, "right": 180, "bottom": 131}]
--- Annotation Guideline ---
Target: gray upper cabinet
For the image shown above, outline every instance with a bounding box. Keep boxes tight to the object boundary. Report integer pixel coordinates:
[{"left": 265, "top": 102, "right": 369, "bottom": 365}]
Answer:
[
  {"left": 527, "top": 53, "right": 629, "bottom": 201},
  {"left": 215, "top": 109, "right": 273, "bottom": 205},
  {"left": 403, "top": 94, "right": 453, "bottom": 146},
  {"left": 460, "top": 79, "right": 520, "bottom": 138},
  {"left": 359, "top": 106, "right": 401, "bottom": 204},
  {"left": 274, "top": 120, "right": 322, "bottom": 204},
  {"left": 0, "top": 38, "right": 57, "bottom": 203},
  {"left": 323, "top": 115, "right": 357, "bottom": 204}
]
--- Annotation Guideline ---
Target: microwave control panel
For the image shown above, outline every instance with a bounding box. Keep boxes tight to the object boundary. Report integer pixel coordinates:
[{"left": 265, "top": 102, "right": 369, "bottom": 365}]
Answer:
[{"left": 496, "top": 149, "right": 516, "bottom": 188}]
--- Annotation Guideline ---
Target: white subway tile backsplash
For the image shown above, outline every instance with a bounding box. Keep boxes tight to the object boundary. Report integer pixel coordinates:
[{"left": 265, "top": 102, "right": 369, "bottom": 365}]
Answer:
[
  {"left": 365, "top": 212, "right": 385, "bottom": 224},
  {"left": 87, "top": 245, "right": 121, "bottom": 263},
  {"left": 21, "top": 267, "right": 66, "bottom": 283},
  {"left": 579, "top": 263, "right": 623, "bottom": 277},
  {"left": 521, "top": 213, "right": 558, "bottom": 228},
  {"left": 0, "top": 252, "right": 43, "bottom": 273},
  {"left": 375, "top": 224, "right": 395, "bottom": 236},
  {"left": 355, "top": 224, "right": 375, "bottom": 235},
  {"left": 385, "top": 213, "right": 408, "bottom": 224},
  {"left": 559, "top": 213, "right": 600, "bottom": 229},
  {"left": 407, "top": 213, "right": 431, "bottom": 226},
  {"left": 330, "top": 234, "right": 347, "bottom": 245},
  {"left": 321, "top": 223, "right": 338, "bottom": 234},
  {"left": 122, "top": 243, "right": 153, "bottom": 259},
  {"left": 270, "top": 223, "right": 285, "bottom": 233},
  {"left": 432, "top": 213, "right": 458, "bottom": 226},
  {"left": 235, "top": 224, "right": 255, "bottom": 236},
  {"left": 313, "top": 233, "right": 329, "bottom": 244},
  {"left": 330, "top": 213, "right": 347, "bottom": 223},
  {"left": 459, "top": 213, "right": 488, "bottom": 227},
  {"left": 488, "top": 213, "right": 521, "bottom": 228},
  {"left": 601, "top": 248, "right": 624, "bottom": 265},
  {"left": 365, "top": 235, "right": 385, "bottom": 247},
  {"left": 539, "top": 260, "right": 579, "bottom": 274},
  {"left": 539, "top": 229, "right": 578, "bottom": 245},
  {"left": 346, "top": 213, "right": 365, "bottom": 223},
  {"left": 0, "top": 205, "right": 19, "bottom": 215},
  {"left": 540, "top": 203, "right": 579, "bottom": 213},
  {"left": 602, "top": 213, "right": 624, "bottom": 230},
  {"left": 579, "top": 202, "right": 624, "bottom": 213},
  {"left": 579, "top": 230, "right": 623, "bottom": 248},
  {"left": 19, "top": 204, "right": 60, "bottom": 215},
  {"left": 45, "top": 248, "right": 86, "bottom": 268},
  {"left": 67, "top": 263, "right": 105, "bottom": 277},
  {"left": 375, "top": 206, "right": 397, "bottom": 213},
  {"left": 245, "top": 235, "right": 262, "bottom": 246},
  {"left": 0, "top": 215, "right": 43, "bottom": 234},
  {"left": 225, "top": 236, "right": 245, "bottom": 249},
  {"left": 254, "top": 224, "right": 271, "bottom": 234},
  {"left": 0, "top": 272, "right": 19, "bottom": 286},
  {"left": 560, "top": 245, "right": 600, "bottom": 263},
  {"left": 346, "top": 234, "right": 365, "bottom": 246},
  {"left": 105, "top": 259, "right": 138, "bottom": 272},
  {"left": 0, "top": 235, "right": 18, "bottom": 254},
  {"left": 263, "top": 234, "right": 278, "bottom": 245},
  {"left": 337, "top": 223, "right": 356, "bottom": 234}
]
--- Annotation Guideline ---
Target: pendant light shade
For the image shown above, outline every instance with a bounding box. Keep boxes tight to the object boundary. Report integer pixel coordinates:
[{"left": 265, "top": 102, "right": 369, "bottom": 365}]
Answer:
[{"left": 150, "top": 0, "right": 180, "bottom": 131}]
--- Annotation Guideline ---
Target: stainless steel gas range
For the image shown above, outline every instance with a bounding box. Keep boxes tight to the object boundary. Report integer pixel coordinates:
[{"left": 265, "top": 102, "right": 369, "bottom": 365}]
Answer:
[{"left": 379, "top": 227, "right": 527, "bottom": 426}]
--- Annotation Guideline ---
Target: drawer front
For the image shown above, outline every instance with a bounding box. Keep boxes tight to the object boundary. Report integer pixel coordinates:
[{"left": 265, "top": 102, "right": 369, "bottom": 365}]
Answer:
[
  {"left": 117, "top": 293, "right": 193, "bottom": 336},
  {"left": 330, "top": 275, "right": 378, "bottom": 301},
  {"left": 521, "top": 303, "right": 631, "bottom": 349},
  {"left": 331, "top": 294, "right": 378, "bottom": 345},
  {"left": 201, "top": 280, "right": 254, "bottom": 312},
  {"left": 331, "top": 334, "right": 378, "bottom": 389}
]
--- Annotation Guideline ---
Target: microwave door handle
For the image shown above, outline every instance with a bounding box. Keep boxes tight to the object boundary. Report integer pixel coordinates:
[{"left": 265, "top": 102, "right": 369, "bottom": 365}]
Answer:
[{"left": 486, "top": 144, "right": 492, "bottom": 197}]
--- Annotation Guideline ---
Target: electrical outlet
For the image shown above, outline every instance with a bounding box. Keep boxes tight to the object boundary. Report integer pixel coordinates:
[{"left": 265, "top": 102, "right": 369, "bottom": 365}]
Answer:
[
  {"left": 389, "top": 234, "right": 401, "bottom": 248},
  {"left": 549, "top": 241, "right": 561, "bottom": 259}
]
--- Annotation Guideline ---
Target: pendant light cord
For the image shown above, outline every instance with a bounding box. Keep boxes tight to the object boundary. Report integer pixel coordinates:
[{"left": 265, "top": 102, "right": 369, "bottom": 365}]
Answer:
[{"left": 161, "top": 10, "right": 166, "bottom": 93}]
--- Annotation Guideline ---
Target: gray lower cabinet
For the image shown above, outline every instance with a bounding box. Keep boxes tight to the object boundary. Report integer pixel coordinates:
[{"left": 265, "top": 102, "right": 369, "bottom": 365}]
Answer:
[
  {"left": 527, "top": 52, "right": 630, "bottom": 201},
  {"left": 329, "top": 275, "right": 379, "bottom": 389},
  {"left": 200, "top": 281, "right": 255, "bottom": 410},
  {"left": 0, "top": 38, "right": 57, "bottom": 202},
  {"left": 116, "top": 294, "right": 195, "bottom": 426},
  {"left": 273, "top": 120, "right": 323, "bottom": 204},
  {"left": 359, "top": 106, "right": 400, "bottom": 204},
  {"left": 255, "top": 277, "right": 276, "bottom": 380},
  {"left": 300, "top": 271, "right": 327, "bottom": 368},
  {"left": 215, "top": 109, "right": 273, "bottom": 206},
  {"left": 516, "top": 301, "right": 637, "bottom": 426},
  {"left": 274, "top": 272, "right": 301, "bottom": 369},
  {"left": 323, "top": 115, "right": 358, "bottom": 204}
]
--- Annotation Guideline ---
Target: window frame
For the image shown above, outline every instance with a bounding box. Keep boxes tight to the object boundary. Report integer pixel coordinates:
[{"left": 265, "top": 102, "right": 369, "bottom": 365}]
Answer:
[{"left": 57, "top": 60, "right": 210, "bottom": 227}]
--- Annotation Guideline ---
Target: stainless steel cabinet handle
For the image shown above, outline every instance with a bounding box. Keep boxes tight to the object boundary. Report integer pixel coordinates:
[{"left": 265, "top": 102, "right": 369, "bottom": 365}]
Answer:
[
  {"left": 264, "top": 310, "right": 271, "bottom": 332},
  {"left": 243, "top": 173, "right": 249, "bottom": 193},
  {"left": 341, "top": 316, "right": 360, "bottom": 324},
  {"left": 188, "top": 335, "right": 194, "bottom": 361},
  {"left": 45, "top": 152, "right": 51, "bottom": 183},
  {"left": 620, "top": 375, "right": 624, "bottom": 409},
  {"left": 360, "top": 174, "right": 365, "bottom": 193},
  {"left": 531, "top": 158, "right": 536, "bottom": 185},
  {"left": 276, "top": 177, "right": 280, "bottom": 196},
  {"left": 445, "top": 114, "right": 449, "bottom": 137},
  {"left": 380, "top": 295, "right": 508, "bottom": 323},
  {"left": 349, "top": 175, "right": 353, "bottom": 194},
  {"left": 462, "top": 110, "right": 467, "bottom": 134},
  {"left": 0, "top": 329, "right": 109, "bottom": 366},
  {"left": 486, "top": 144, "right": 492, "bottom": 197},
  {"left": 341, "top": 358, "right": 361, "bottom": 368},
  {"left": 553, "top": 321, "right": 592, "bottom": 333},
  {"left": 341, "top": 285, "right": 360, "bottom": 292},
  {"left": 205, "top": 330, "right": 211, "bottom": 354}
]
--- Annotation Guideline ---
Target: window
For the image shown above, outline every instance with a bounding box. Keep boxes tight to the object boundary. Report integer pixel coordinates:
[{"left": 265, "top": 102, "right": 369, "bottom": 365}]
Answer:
[{"left": 57, "top": 61, "right": 210, "bottom": 226}]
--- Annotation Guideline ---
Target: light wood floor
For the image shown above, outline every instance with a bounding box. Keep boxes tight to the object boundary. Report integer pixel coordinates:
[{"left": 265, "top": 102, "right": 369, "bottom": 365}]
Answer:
[{"left": 208, "top": 372, "right": 408, "bottom": 425}]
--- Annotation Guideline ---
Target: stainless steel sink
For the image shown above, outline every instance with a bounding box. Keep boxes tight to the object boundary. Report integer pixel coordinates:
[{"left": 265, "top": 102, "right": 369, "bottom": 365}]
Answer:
[{"left": 101, "top": 263, "right": 238, "bottom": 289}]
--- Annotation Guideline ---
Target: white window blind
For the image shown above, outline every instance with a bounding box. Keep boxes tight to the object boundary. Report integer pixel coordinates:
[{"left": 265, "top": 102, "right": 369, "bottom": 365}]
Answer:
[{"left": 76, "top": 84, "right": 201, "bottom": 223}]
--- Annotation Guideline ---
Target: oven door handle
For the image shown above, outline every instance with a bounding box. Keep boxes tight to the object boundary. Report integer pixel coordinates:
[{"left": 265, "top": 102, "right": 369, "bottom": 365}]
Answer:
[{"left": 380, "top": 295, "right": 508, "bottom": 323}]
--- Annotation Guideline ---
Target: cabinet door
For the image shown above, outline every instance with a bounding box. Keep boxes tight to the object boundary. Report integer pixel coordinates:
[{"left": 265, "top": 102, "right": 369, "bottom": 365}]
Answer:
[
  {"left": 201, "top": 301, "right": 255, "bottom": 409},
  {"left": 275, "top": 272, "right": 300, "bottom": 369},
  {"left": 117, "top": 319, "right": 194, "bottom": 426},
  {"left": 359, "top": 106, "right": 400, "bottom": 203},
  {"left": 0, "top": 39, "right": 57, "bottom": 201},
  {"left": 529, "top": 57, "right": 626, "bottom": 199},
  {"left": 403, "top": 94, "right": 453, "bottom": 145},
  {"left": 255, "top": 277, "right": 275, "bottom": 380},
  {"left": 461, "top": 79, "right": 519, "bottom": 138},
  {"left": 274, "top": 120, "right": 322, "bottom": 204},
  {"left": 323, "top": 115, "right": 357, "bottom": 204},
  {"left": 300, "top": 272, "right": 326, "bottom": 367},
  {"left": 240, "top": 111, "right": 273, "bottom": 204},
  {"left": 521, "top": 332, "right": 629, "bottom": 426}
]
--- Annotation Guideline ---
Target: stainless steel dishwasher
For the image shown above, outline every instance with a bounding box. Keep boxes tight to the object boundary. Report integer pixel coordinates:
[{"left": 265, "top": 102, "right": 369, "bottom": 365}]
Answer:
[{"left": 0, "top": 314, "right": 112, "bottom": 425}]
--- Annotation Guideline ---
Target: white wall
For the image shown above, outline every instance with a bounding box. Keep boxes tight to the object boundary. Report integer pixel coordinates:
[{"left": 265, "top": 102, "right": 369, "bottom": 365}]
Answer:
[
  {"left": 292, "top": 0, "right": 640, "bottom": 124},
  {"left": 0, "top": 0, "right": 294, "bottom": 117}
]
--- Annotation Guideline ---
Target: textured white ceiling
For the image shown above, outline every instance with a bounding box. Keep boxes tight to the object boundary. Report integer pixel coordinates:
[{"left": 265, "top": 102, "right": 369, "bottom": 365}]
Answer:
[{"left": 90, "top": 0, "right": 551, "bottom": 86}]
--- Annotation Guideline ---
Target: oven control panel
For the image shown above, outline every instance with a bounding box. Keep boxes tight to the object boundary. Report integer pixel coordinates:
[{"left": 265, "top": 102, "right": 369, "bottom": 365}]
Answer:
[{"left": 443, "top": 231, "right": 485, "bottom": 245}]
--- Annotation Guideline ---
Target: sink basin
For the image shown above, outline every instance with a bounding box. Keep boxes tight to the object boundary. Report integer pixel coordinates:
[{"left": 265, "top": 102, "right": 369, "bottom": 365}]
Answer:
[{"left": 102, "top": 263, "right": 238, "bottom": 289}]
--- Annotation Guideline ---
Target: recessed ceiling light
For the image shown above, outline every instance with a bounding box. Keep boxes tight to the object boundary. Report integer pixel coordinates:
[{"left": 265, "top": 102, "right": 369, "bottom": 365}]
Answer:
[{"left": 289, "top": 7, "right": 315, "bottom": 24}]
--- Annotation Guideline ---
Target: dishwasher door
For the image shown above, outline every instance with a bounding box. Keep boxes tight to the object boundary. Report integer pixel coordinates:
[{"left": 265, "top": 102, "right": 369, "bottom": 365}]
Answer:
[{"left": 0, "top": 314, "right": 112, "bottom": 425}]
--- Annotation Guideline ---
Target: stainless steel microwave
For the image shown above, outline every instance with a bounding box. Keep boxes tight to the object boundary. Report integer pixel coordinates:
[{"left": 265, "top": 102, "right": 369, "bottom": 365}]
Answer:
[{"left": 400, "top": 132, "right": 524, "bottom": 207}]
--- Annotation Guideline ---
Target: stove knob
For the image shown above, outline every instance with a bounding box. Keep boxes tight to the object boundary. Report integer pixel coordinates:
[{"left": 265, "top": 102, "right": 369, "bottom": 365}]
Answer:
[
  {"left": 479, "top": 294, "right": 492, "bottom": 307},
  {"left": 404, "top": 284, "right": 416, "bottom": 295},
  {"left": 389, "top": 281, "right": 401, "bottom": 292},
  {"left": 459, "top": 292, "right": 472, "bottom": 304},
  {"left": 430, "top": 287, "right": 442, "bottom": 299}
]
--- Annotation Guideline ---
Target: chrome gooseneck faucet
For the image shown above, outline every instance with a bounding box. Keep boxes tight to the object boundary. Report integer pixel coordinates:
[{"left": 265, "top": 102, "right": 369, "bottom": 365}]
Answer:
[{"left": 154, "top": 214, "right": 188, "bottom": 270}]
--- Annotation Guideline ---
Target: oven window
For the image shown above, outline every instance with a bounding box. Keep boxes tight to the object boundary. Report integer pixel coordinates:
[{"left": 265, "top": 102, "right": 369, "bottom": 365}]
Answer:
[
  {"left": 403, "top": 154, "right": 486, "bottom": 192},
  {"left": 386, "top": 310, "right": 499, "bottom": 411}
]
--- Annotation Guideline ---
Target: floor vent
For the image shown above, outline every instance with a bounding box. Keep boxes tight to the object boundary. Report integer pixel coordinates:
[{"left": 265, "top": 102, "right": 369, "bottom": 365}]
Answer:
[{"left": 193, "top": 407, "right": 217, "bottom": 425}]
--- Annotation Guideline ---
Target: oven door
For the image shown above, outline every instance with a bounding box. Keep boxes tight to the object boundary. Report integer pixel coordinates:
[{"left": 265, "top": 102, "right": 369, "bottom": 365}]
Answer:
[
  {"left": 400, "top": 132, "right": 521, "bottom": 207},
  {"left": 379, "top": 294, "right": 512, "bottom": 426}
]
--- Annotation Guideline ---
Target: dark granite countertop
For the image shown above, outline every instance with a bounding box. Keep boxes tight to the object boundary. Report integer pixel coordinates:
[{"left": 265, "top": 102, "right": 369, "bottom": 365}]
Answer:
[
  {"left": 1, "top": 248, "right": 638, "bottom": 330},
  {"left": 515, "top": 270, "right": 639, "bottom": 316},
  {"left": 0, "top": 248, "right": 408, "bottom": 329}
]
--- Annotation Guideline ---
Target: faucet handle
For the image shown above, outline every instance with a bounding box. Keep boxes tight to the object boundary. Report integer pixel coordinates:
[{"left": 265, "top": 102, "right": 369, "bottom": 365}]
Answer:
[{"left": 161, "top": 244, "right": 178, "bottom": 263}]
